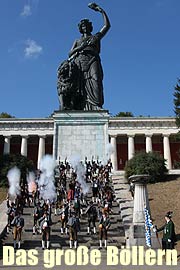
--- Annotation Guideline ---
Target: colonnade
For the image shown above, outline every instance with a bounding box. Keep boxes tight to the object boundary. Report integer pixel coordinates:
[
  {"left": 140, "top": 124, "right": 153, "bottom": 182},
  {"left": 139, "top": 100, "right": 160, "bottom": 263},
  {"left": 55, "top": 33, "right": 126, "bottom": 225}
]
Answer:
[
  {"left": 1, "top": 132, "right": 174, "bottom": 171},
  {"left": 2, "top": 135, "right": 47, "bottom": 169},
  {"left": 110, "top": 134, "right": 172, "bottom": 171}
]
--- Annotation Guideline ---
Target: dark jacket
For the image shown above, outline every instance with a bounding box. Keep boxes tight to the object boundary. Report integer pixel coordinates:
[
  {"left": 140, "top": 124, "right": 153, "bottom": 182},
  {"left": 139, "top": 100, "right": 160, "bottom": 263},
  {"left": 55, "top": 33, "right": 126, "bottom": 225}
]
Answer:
[
  {"left": 157, "top": 220, "right": 176, "bottom": 242},
  {"left": 39, "top": 215, "right": 51, "bottom": 229},
  {"left": 99, "top": 215, "right": 111, "bottom": 230},
  {"left": 67, "top": 216, "right": 80, "bottom": 232},
  {"left": 11, "top": 216, "right": 24, "bottom": 228},
  {"left": 85, "top": 205, "right": 97, "bottom": 220}
]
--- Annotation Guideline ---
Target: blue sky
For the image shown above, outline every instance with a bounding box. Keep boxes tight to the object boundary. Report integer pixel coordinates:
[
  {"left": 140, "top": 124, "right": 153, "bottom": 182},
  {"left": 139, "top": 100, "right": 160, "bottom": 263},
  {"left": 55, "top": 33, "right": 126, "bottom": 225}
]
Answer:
[{"left": 0, "top": 0, "right": 180, "bottom": 118}]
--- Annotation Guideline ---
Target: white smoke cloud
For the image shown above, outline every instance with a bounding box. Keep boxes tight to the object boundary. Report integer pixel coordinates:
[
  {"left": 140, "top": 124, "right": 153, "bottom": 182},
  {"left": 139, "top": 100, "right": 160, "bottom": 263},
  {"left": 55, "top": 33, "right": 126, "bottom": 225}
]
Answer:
[
  {"left": 70, "top": 154, "right": 89, "bottom": 194},
  {"left": 27, "top": 171, "right": 37, "bottom": 193},
  {"left": 7, "top": 167, "right": 21, "bottom": 200},
  {"left": 106, "top": 142, "right": 114, "bottom": 158},
  {"left": 38, "top": 155, "right": 57, "bottom": 201},
  {"left": 99, "top": 143, "right": 114, "bottom": 166}
]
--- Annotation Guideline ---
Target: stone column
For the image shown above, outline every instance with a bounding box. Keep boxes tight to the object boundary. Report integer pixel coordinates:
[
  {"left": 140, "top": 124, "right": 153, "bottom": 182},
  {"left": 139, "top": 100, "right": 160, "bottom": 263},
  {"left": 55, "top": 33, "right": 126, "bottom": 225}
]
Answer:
[
  {"left": 37, "top": 136, "right": 46, "bottom": 169},
  {"left": 128, "top": 135, "right": 135, "bottom": 160},
  {"left": 145, "top": 134, "right": 152, "bottom": 153},
  {"left": 3, "top": 136, "right": 11, "bottom": 154},
  {"left": 21, "top": 136, "right": 28, "bottom": 157},
  {"left": 53, "top": 122, "right": 58, "bottom": 160},
  {"left": 130, "top": 175, "right": 160, "bottom": 248},
  {"left": 163, "top": 134, "right": 172, "bottom": 170},
  {"left": 132, "top": 176, "right": 150, "bottom": 224},
  {"left": 110, "top": 135, "right": 118, "bottom": 171}
]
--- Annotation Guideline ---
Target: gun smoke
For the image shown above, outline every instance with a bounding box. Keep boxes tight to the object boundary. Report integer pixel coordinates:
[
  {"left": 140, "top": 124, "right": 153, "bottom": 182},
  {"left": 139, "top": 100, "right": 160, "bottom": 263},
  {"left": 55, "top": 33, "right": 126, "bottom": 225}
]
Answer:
[
  {"left": 38, "top": 155, "right": 57, "bottom": 201},
  {"left": 70, "top": 154, "right": 89, "bottom": 194},
  {"left": 27, "top": 171, "right": 37, "bottom": 193},
  {"left": 7, "top": 166, "right": 21, "bottom": 200}
]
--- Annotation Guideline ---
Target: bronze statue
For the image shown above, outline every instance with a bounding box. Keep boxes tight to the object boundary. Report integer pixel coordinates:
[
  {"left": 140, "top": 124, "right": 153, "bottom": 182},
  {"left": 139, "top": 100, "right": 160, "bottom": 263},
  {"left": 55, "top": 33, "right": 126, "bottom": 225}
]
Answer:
[{"left": 57, "top": 3, "right": 110, "bottom": 111}]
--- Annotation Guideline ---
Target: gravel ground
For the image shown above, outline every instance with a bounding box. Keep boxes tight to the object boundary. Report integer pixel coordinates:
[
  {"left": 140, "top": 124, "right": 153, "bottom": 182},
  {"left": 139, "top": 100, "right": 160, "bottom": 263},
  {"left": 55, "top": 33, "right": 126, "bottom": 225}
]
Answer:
[{"left": 148, "top": 178, "right": 180, "bottom": 257}]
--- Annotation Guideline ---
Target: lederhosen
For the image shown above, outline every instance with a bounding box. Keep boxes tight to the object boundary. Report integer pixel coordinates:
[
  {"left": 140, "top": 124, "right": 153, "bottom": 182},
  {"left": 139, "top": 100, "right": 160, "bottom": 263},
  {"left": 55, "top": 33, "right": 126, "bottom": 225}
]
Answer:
[
  {"left": 99, "top": 216, "right": 110, "bottom": 240},
  {"left": 40, "top": 217, "right": 50, "bottom": 241},
  {"left": 11, "top": 216, "right": 24, "bottom": 241},
  {"left": 68, "top": 217, "right": 80, "bottom": 241},
  {"left": 60, "top": 207, "right": 68, "bottom": 229}
]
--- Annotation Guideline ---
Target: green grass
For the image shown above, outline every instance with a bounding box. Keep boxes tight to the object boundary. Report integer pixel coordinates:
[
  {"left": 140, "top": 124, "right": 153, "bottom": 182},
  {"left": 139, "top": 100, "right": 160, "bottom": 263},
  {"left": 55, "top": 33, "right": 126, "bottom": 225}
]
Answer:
[{"left": 0, "top": 187, "right": 7, "bottom": 204}]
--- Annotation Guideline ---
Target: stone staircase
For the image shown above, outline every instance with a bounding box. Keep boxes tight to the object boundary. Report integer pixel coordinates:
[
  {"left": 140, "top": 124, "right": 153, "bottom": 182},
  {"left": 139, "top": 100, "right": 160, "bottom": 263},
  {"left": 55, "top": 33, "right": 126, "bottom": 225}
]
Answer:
[
  {"left": 112, "top": 172, "right": 134, "bottom": 247},
  {"left": 1, "top": 176, "right": 127, "bottom": 258}
]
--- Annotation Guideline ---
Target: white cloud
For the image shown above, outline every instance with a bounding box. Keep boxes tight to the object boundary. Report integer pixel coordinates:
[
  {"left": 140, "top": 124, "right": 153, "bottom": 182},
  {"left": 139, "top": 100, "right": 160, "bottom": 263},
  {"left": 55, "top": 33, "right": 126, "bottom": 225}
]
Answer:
[
  {"left": 21, "top": 5, "right": 32, "bottom": 17},
  {"left": 24, "top": 39, "right": 43, "bottom": 58}
]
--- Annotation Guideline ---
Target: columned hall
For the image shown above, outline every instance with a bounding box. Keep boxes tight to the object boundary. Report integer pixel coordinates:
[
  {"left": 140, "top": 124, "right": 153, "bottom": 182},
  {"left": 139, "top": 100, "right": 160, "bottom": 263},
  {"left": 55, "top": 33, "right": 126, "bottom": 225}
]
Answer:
[
  {"left": 0, "top": 117, "right": 180, "bottom": 171},
  {"left": 0, "top": 118, "right": 54, "bottom": 168},
  {"left": 109, "top": 117, "right": 180, "bottom": 171}
]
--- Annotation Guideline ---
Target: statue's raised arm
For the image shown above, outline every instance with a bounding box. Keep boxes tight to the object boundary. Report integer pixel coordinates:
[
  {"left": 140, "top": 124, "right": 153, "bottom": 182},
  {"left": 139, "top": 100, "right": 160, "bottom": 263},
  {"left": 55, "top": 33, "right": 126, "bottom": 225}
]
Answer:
[
  {"left": 88, "top": 2, "right": 111, "bottom": 37},
  {"left": 69, "top": 2, "right": 111, "bottom": 58}
]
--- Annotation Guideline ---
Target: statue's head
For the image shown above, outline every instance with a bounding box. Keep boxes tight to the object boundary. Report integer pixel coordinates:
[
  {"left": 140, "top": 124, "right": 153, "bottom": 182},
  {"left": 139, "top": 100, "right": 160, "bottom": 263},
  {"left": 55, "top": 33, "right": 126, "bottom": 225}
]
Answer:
[{"left": 78, "top": 19, "right": 93, "bottom": 34}]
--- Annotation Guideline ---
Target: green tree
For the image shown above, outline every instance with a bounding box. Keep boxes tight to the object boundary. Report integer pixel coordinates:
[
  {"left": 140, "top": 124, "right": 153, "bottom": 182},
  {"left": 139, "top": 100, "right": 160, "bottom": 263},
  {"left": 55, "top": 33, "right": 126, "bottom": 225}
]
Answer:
[
  {"left": 114, "top": 111, "right": 134, "bottom": 117},
  {"left": 173, "top": 78, "right": 180, "bottom": 127},
  {"left": 125, "top": 151, "right": 168, "bottom": 183},
  {"left": 0, "top": 112, "right": 15, "bottom": 118},
  {"left": 0, "top": 154, "right": 35, "bottom": 187}
]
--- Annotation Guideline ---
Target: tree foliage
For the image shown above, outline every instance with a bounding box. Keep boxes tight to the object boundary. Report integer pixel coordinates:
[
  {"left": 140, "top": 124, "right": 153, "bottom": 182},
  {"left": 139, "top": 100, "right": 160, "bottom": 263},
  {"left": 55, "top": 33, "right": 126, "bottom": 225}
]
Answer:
[
  {"left": 0, "top": 154, "right": 35, "bottom": 187},
  {"left": 0, "top": 112, "right": 15, "bottom": 118},
  {"left": 173, "top": 78, "right": 180, "bottom": 128},
  {"left": 114, "top": 111, "right": 134, "bottom": 117},
  {"left": 125, "top": 151, "right": 168, "bottom": 183}
]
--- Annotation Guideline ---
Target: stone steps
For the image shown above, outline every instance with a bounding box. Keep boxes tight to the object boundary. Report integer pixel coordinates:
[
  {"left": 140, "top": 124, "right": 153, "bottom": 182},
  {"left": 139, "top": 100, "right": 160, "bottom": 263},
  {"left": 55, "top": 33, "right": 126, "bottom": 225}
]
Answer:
[
  {"left": 111, "top": 173, "right": 133, "bottom": 245},
  {"left": 1, "top": 176, "right": 126, "bottom": 251}
]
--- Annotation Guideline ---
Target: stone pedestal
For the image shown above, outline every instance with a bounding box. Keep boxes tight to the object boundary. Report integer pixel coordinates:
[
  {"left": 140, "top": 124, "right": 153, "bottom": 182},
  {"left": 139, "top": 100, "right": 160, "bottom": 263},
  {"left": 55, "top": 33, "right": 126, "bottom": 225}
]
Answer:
[
  {"left": 129, "top": 175, "right": 150, "bottom": 246},
  {"left": 131, "top": 175, "right": 150, "bottom": 224},
  {"left": 52, "top": 111, "right": 110, "bottom": 162},
  {"left": 128, "top": 175, "right": 159, "bottom": 249}
]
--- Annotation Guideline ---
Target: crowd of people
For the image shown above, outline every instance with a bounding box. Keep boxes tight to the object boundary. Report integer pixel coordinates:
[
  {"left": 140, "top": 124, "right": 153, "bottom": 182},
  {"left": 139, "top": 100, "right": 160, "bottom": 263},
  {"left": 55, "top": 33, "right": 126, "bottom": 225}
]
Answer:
[
  {"left": 6, "top": 158, "right": 115, "bottom": 250},
  {"left": 6, "top": 157, "right": 177, "bottom": 252}
]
